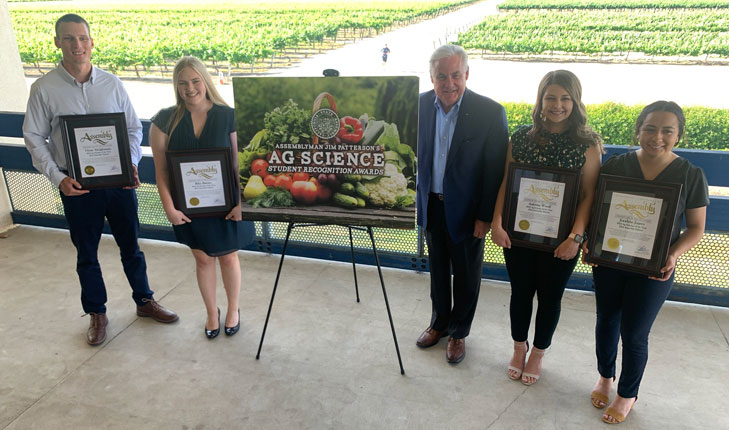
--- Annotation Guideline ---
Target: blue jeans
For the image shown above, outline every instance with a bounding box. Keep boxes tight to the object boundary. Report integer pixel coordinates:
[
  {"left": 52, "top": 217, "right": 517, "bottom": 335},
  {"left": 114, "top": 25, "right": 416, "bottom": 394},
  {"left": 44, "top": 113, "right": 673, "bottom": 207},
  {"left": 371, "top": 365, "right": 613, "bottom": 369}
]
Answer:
[
  {"left": 60, "top": 188, "right": 154, "bottom": 313},
  {"left": 593, "top": 266, "right": 674, "bottom": 398}
]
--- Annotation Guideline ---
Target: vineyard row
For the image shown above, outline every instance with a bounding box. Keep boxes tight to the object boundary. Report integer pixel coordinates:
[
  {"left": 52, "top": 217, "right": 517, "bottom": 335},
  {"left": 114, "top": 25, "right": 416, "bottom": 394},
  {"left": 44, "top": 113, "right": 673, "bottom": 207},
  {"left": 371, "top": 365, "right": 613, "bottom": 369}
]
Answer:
[
  {"left": 10, "top": 1, "right": 476, "bottom": 72},
  {"left": 458, "top": 9, "right": 729, "bottom": 58},
  {"left": 499, "top": 0, "right": 729, "bottom": 9}
]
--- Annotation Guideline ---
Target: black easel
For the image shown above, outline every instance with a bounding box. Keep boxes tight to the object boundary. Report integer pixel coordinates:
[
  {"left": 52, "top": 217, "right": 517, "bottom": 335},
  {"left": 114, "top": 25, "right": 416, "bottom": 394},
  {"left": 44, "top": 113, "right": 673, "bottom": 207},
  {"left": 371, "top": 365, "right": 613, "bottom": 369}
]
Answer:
[{"left": 255, "top": 222, "right": 405, "bottom": 375}]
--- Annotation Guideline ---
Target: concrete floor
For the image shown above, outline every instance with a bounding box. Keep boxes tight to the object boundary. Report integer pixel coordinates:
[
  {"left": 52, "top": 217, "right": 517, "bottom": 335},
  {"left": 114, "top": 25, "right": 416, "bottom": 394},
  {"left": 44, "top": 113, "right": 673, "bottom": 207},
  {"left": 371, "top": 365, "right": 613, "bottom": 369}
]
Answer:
[{"left": 1, "top": 225, "right": 728, "bottom": 430}]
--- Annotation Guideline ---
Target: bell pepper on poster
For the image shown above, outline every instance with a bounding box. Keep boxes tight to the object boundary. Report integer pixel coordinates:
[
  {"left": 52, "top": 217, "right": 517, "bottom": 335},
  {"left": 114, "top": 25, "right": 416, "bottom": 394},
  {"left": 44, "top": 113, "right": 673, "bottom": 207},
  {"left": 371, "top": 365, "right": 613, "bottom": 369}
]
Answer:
[
  {"left": 232, "top": 76, "right": 419, "bottom": 230},
  {"left": 337, "top": 116, "right": 364, "bottom": 144}
]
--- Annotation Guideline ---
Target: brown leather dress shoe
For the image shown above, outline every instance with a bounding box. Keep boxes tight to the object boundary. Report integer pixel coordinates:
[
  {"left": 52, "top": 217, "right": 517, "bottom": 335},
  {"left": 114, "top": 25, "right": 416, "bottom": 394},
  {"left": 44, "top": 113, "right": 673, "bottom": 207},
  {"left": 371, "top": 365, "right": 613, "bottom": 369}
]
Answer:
[
  {"left": 416, "top": 327, "right": 447, "bottom": 348},
  {"left": 446, "top": 337, "right": 466, "bottom": 364},
  {"left": 136, "top": 299, "right": 179, "bottom": 323},
  {"left": 87, "top": 312, "right": 108, "bottom": 346}
]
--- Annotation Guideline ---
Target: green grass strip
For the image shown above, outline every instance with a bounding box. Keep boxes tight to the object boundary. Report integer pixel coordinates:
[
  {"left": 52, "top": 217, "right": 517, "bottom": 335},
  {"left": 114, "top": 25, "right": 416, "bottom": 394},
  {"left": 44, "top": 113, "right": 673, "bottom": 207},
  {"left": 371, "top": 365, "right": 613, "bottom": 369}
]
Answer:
[
  {"left": 459, "top": 9, "right": 729, "bottom": 58},
  {"left": 499, "top": 0, "right": 729, "bottom": 9}
]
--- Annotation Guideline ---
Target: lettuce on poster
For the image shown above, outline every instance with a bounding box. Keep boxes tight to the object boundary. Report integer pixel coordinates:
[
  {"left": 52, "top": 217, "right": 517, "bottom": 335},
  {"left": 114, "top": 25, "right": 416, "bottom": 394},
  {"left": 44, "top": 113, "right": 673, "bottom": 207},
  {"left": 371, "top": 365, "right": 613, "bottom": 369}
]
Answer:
[{"left": 233, "top": 76, "right": 418, "bottom": 229}]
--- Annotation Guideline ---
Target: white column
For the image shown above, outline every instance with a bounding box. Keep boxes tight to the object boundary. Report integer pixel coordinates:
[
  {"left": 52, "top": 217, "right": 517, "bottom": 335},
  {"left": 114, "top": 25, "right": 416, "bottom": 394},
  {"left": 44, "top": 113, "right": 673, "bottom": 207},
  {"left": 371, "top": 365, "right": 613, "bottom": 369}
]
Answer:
[
  {"left": 0, "top": 0, "right": 27, "bottom": 111},
  {"left": 0, "top": 0, "right": 28, "bottom": 234}
]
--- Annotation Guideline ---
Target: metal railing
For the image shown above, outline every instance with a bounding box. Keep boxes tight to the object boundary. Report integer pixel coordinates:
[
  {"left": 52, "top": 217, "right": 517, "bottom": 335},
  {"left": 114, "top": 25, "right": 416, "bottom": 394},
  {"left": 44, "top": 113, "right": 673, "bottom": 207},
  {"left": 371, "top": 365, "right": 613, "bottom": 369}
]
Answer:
[{"left": 2, "top": 111, "right": 728, "bottom": 306}]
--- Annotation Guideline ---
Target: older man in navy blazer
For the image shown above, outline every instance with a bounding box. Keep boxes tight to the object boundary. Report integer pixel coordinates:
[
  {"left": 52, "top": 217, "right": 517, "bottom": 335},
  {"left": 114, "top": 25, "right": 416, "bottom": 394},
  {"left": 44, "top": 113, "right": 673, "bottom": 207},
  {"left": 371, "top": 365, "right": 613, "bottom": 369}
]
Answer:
[{"left": 415, "top": 45, "right": 508, "bottom": 364}]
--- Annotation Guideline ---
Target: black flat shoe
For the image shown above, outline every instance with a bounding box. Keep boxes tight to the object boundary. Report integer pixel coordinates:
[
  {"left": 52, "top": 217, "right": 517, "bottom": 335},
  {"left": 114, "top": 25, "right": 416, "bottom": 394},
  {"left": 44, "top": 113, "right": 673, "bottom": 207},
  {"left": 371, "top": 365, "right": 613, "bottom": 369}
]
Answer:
[
  {"left": 205, "top": 307, "right": 220, "bottom": 339},
  {"left": 224, "top": 309, "right": 240, "bottom": 336}
]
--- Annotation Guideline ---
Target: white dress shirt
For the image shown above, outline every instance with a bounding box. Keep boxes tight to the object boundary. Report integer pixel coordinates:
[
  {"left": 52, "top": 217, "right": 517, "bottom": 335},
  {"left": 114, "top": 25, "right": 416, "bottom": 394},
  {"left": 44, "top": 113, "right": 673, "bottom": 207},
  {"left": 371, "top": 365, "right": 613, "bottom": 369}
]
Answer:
[{"left": 23, "top": 63, "right": 142, "bottom": 187}]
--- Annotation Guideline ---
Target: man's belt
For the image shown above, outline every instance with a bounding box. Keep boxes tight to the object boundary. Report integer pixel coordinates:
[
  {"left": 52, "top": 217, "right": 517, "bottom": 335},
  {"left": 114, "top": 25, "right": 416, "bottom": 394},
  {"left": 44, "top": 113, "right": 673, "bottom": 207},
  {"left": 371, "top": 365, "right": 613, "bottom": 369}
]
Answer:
[{"left": 429, "top": 192, "right": 444, "bottom": 201}]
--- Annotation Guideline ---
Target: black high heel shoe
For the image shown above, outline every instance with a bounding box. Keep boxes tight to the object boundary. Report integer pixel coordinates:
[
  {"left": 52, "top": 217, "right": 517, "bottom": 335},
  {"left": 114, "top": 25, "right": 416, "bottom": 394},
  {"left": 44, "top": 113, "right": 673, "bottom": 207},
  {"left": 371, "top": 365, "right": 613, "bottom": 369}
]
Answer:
[
  {"left": 224, "top": 309, "right": 240, "bottom": 336},
  {"left": 205, "top": 307, "right": 220, "bottom": 339}
]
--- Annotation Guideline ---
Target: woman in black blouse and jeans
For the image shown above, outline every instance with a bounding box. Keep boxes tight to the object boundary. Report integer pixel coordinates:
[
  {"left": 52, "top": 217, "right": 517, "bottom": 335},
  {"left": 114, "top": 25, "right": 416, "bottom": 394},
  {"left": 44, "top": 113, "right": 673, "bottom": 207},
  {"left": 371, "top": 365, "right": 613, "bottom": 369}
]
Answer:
[
  {"left": 491, "top": 70, "right": 603, "bottom": 385},
  {"left": 586, "top": 101, "right": 709, "bottom": 424}
]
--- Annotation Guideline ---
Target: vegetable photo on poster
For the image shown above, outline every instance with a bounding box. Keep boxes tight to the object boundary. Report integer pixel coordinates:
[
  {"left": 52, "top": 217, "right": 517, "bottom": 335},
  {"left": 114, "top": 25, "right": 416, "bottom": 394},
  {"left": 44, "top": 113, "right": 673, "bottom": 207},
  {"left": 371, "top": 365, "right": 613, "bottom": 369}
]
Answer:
[{"left": 233, "top": 76, "right": 419, "bottom": 229}]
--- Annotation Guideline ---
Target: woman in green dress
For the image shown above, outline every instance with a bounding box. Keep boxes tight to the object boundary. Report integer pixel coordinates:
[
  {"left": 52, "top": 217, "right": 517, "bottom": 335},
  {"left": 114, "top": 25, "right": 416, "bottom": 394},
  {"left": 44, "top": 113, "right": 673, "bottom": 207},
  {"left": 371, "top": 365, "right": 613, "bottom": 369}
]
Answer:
[{"left": 150, "top": 56, "right": 252, "bottom": 339}]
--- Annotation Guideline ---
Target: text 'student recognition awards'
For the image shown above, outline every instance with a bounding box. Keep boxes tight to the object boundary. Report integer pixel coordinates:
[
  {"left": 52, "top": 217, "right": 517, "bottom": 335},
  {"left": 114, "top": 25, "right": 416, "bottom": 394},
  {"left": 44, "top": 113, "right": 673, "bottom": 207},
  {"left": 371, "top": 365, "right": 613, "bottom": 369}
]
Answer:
[
  {"left": 59, "top": 112, "right": 134, "bottom": 189},
  {"left": 232, "top": 76, "right": 419, "bottom": 229}
]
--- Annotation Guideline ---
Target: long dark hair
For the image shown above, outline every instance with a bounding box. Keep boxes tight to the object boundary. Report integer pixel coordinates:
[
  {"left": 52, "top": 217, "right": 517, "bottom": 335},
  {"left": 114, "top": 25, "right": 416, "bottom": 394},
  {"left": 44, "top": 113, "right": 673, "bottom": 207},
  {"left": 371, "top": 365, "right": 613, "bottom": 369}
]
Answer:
[
  {"left": 529, "top": 70, "right": 603, "bottom": 151},
  {"left": 633, "top": 101, "right": 685, "bottom": 145}
]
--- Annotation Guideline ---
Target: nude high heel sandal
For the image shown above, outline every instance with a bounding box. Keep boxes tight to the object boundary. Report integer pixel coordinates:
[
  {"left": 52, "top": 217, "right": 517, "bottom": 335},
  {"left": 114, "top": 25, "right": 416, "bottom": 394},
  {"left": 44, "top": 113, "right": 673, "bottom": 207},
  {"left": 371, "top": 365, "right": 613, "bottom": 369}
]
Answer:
[
  {"left": 521, "top": 346, "right": 545, "bottom": 386},
  {"left": 507, "top": 341, "right": 529, "bottom": 380}
]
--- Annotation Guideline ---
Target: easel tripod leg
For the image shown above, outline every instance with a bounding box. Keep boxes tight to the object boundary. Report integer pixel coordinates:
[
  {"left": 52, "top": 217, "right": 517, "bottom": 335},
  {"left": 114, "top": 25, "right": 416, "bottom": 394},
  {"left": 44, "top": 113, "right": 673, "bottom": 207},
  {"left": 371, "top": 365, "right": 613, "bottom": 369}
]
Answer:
[
  {"left": 349, "top": 226, "right": 360, "bottom": 303},
  {"left": 256, "top": 222, "right": 294, "bottom": 359},
  {"left": 367, "top": 226, "right": 405, "bottom": 375}
]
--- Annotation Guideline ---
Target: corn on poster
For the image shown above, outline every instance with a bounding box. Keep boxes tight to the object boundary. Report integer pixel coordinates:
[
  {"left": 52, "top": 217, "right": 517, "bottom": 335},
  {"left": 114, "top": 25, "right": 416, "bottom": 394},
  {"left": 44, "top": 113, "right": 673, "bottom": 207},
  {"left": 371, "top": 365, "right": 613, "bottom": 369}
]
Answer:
[{"left": 233, "top": 76, "right": 418, "bottom": 229}]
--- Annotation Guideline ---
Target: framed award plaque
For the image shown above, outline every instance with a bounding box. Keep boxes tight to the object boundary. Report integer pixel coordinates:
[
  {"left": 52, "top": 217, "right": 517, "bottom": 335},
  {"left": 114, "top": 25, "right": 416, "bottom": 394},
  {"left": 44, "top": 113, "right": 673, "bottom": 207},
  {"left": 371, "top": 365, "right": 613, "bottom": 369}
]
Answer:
[
  {"left": 167, "top": 147, "right": 235, "bottom": 218},
  {"left": 502, "top": 163, "right": 581, "bottom": 252},
  {"left": 585, "top": 174, "right": 682, "bottom": 277},
  {"left": 59, "top": 112, "right": 135, "bottom": 189}
]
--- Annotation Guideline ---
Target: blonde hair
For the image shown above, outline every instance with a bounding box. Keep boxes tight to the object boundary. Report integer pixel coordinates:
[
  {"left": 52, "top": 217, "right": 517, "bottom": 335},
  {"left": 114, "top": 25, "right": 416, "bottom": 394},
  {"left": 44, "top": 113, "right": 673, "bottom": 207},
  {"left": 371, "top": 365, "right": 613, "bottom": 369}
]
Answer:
[{"left": 165, "top": 56, "right": 228, "bottom": 137}]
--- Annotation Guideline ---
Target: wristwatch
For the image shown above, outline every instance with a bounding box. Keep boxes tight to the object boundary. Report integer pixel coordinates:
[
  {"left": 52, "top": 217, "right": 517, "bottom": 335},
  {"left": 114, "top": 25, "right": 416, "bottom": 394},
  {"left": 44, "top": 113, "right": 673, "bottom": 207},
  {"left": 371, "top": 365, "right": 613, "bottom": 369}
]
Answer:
[{"left": 568, "top": 232, "right": 585, "bottom": 244}]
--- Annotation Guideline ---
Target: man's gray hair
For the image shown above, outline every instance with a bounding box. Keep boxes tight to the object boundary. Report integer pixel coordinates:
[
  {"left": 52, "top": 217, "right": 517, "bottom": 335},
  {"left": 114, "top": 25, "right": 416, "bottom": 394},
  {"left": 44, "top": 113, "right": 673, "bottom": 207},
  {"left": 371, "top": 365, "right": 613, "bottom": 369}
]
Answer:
[{"left": 429, "top": 44, "right": 468, "bottom": 77}]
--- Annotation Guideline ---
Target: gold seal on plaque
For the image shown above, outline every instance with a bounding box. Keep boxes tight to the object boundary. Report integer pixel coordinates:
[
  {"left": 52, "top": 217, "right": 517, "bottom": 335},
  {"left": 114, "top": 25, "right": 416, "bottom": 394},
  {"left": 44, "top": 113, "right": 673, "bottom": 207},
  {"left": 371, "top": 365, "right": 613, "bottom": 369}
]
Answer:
[
  {"left": 84, "top": 166, "right": 95, "bottom": 175},
  {"left": 607, "top": 238, "right": 620, "bottom": 249},
  {"left": 518, "top": 220, "right": 530, "bottom": 230},
  {"left": 189, "top": 197, "right": 200, "bottom": 206}
]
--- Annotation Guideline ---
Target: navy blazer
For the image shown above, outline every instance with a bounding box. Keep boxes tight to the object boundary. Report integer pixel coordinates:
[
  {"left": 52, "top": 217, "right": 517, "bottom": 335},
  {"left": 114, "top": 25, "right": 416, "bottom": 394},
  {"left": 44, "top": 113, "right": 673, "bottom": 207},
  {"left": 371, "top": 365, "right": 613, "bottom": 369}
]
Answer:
[{"left": 416, "top": 88, "right": 509, "bottom": 244}]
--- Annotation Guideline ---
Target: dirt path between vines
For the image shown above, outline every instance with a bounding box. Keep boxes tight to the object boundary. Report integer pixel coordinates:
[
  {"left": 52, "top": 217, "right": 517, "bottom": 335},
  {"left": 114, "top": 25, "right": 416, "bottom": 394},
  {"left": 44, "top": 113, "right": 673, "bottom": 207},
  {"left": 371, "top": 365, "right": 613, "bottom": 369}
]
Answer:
[{"left": 24, "top": 0, "right": 729, "bottom": 119}]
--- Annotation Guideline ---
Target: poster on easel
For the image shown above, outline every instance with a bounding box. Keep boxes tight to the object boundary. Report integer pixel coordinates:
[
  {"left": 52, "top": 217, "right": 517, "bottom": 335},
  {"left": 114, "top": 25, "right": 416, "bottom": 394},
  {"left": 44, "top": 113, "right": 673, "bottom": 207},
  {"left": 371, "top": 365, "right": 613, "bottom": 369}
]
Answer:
[{"left": 233, "top": 76, "right": 418, "bottom": 229}]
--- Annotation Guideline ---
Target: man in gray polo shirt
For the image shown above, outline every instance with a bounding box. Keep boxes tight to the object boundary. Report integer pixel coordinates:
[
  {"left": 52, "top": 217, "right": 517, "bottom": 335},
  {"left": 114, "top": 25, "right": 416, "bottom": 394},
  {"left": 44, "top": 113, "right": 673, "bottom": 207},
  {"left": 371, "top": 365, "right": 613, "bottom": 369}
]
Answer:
[{"left": 23, "top": 13, "right": 178, "bottom": 346}]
